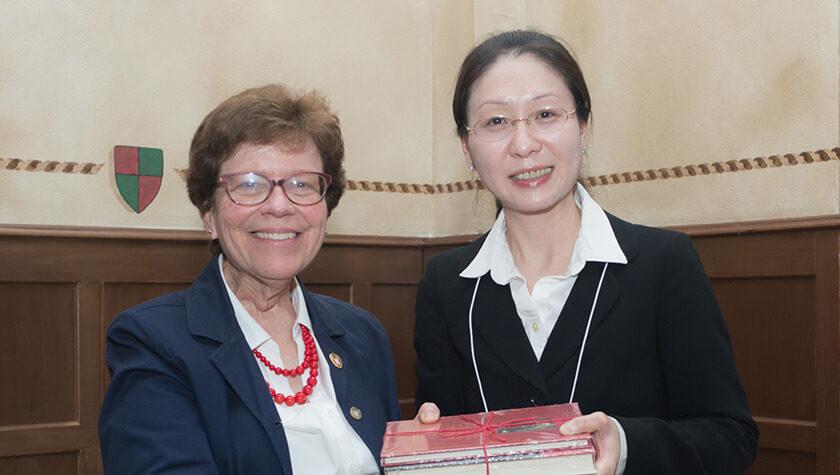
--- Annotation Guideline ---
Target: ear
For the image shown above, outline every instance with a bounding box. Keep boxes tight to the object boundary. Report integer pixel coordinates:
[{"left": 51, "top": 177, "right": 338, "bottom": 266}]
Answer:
[
  {"left": 579, "top": 120, "right": 588, "bottom": 146},
  {"left": 460, "top": 136, "right": 475, "bottom": 170},
  {"left": 202, "top": 210, "right": 216, "bottom": 239}
]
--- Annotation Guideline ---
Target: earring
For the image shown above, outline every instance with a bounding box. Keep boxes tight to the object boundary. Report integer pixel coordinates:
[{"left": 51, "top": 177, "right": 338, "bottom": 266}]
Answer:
[
  {"left": 581, "top": 146, "right": 587, "bottom": 155},
  {"left": 468, "top": 164, "right": 475, "bottom": 171},
  {"left": 206, "top": 229, "right": 213, "bottom": 236}
]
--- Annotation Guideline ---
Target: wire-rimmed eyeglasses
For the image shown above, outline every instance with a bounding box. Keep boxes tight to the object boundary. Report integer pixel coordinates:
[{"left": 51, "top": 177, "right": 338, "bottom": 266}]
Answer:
[
  {"left": 465, "top": 106, "right": 577, "bottom": 142},
  {"left": 217, "top": 171, "right": 331, "bottom": 206}
]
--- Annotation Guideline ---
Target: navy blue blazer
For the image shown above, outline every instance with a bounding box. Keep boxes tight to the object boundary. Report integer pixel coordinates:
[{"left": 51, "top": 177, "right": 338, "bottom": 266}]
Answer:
[
  {"left": 99, "top": 257, "right": 401, "bottom": 474},
  {"left": 414, "top": 213, "right": 758, "bottom": 474}
]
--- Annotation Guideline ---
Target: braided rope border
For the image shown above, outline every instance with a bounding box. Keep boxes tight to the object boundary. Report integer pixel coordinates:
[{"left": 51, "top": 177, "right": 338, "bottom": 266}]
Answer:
[
  {"left": 0, "top": 158, "right": 104, "bottom": 174},
  {"left": 583, "top": 148, "right": 840, "bottom": 188},
  {"left": 171, "top": 167, "right": 486, "bottom": 194},
  {"left": 4, "top": 147, "right": 838, "bottom": 191},
  {"left": 345, "top": 179, "right": 485, "bottom": 194}
]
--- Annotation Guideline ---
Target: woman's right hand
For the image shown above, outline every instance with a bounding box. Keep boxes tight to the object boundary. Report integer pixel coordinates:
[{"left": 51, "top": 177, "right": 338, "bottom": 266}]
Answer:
[
  {"left": 414, "top": 402, "right": 441, "bottom": 423},
  {"left": 560, "top": 411, "right": 620, "bottom": 475}
]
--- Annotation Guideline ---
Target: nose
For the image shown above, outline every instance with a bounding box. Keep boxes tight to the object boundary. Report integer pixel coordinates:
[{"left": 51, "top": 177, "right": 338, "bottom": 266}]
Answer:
[
  {"left": 260, "top": 184, "right": 296, "bottom": 217},
  {"left": 508, "top": 119, "right": 541, "bottom": 158}
]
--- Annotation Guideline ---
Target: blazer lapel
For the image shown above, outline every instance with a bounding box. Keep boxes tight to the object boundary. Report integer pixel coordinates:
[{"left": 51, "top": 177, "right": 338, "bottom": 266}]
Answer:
[
  {"left": 304, "top": 291, "right": 348, "bottom": 406},
  {"left": 539, "top": 214, "right": 638, "bottom": 381},
  {"left": 539, "top": 262, "right": 620, "bottom": 380},
  {"left": 211, "top": 334, "right": 285, "bottom": 432},
  {"left": 186, "top": 258, "right": 294, "bottom": 475},
  {"left": 472, "top": 276, "right": 549, "bottom": 397}
]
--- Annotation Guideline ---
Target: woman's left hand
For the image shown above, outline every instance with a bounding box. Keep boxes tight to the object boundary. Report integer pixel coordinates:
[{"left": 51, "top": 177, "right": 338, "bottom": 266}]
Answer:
[{"left": 560, "top": 411, "right": 620, "bottom": 475}]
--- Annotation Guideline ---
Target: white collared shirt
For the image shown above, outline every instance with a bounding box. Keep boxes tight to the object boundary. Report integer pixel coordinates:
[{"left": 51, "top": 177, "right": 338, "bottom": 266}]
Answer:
[
  {"left": 218, "top": 256, "right": 379, "bottom": 475},
  {"left": 461, "top": 183, "right": 628, "bottom": 359},
  {"left": 459, "top": 184, "right": 629, "bottom": 474}
]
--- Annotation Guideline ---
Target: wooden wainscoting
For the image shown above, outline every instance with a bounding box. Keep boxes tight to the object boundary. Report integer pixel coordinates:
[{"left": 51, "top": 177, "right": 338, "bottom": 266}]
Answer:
[
  {"left": 0, "top": 218, "right": 838, "bottom": 474},
  {"left": 0, "top": 226, "right": 464, "bottom": 474},
  {"left": 678, "top": 217, "right": 840, "bottom": 475}
]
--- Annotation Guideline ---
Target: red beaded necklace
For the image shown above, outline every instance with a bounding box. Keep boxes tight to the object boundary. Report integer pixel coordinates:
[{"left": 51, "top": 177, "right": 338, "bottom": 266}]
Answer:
[{"left": 253, "top": 324, "right": 319, "bottom": 406}]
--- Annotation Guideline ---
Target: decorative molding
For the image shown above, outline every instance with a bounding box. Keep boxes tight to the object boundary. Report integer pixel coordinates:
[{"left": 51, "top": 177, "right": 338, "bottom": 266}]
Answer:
[
  {"left": 4, "top": 214, "right": 840, "bottom": 241},
  {"left": 345, "top": 179, "right": 485, "bottom": 194},
  {"left": 5, "top": 147, "right": 838, "bottom": 191},
  {"left": 0, "top": 223, "right": 482, "bottom": 246},
  {"left": 666, "top": 214, "right": 840, "bottom": 236},
  {"left": 174, "top": 167, "right": 484, "bottom": 194},
  {"left": 583, "top": 148, "right": 840, "bottom": 187},
  {"left": 0, "top": 158, "right": 104, "bottom": 174}
]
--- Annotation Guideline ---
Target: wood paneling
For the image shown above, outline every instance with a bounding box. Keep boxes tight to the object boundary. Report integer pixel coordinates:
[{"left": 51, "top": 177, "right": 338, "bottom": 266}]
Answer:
[
  {"left": 0, "top": 232, "right": 210, "bottom": 473},
  {"left": 750, "top": 448, "right": 816, "bottom": 474},
  {"left": 813, "top": 231, "right": 840, "bottom": 474},
  {"left": 1, "top": 219, "right": 838, "bottom": 474},
  {"left": 369, "top": 283, "right": 419, "bottom": 418},
  {"left": 686, "top": 225, "right": 839, "bottom": 475},
  {"left": 303, "top": 283, "right": 352, "bottom": 303},
  {"left": 0, "top": 283, "right": 77, "bottom": 426},
  {"left": 0, "top": 451, "right": 78, "bottom": 475},
  {"left": 713, "top": 277, "right": 816, "bottom": 420}
]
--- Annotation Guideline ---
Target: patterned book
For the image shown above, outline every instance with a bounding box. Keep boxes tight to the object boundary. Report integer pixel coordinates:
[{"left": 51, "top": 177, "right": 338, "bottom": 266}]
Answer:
[{"left": 381, "top": 403, "right": 596, "bottom": 474}]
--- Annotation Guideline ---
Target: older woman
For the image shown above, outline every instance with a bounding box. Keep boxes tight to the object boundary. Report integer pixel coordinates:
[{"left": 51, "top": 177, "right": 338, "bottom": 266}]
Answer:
[
  {"left": 99, "top": 84, "right": 401, "bottom": 474},
  {"left": 413, "top": 30, "right": 758, "bottom": 474}
]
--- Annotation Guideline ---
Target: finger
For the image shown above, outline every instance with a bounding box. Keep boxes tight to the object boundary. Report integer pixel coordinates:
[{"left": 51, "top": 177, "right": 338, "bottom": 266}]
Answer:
[
  {"left": 415, "top": 402, "right": 441, "bottom": 423},
  {"left": 560, "top": 412, "right": 611, "bottom": 435}
]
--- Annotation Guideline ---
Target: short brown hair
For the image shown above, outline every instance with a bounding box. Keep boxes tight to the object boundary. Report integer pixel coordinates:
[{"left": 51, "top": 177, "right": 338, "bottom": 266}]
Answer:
[{"left": 187, "top": 84, "right": 346, "bottom": 219}]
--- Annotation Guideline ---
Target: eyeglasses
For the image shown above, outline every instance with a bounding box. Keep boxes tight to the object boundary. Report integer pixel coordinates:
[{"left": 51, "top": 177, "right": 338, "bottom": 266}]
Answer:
[
  {"left": 217, "top": 171, "right": 331, "bottom": 206},
  {"left": 466, "top": 106, "right": 577, "bottom": 142}
]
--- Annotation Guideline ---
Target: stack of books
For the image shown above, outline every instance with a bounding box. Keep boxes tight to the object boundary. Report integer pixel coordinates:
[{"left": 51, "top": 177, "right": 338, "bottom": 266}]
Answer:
[{"left": 381, "top": 403, "right": 596, "bottom": 474}]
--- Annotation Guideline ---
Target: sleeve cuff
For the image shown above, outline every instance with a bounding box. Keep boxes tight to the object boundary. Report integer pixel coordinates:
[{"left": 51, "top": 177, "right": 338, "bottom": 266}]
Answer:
[{"left": 609, "top": 416, "right": 628, "bottom": 475}]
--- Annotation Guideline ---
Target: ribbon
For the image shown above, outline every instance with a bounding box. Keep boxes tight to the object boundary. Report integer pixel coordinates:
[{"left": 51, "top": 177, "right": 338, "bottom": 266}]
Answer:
[{"left": 384, "top": 412, "right": 574, "bottom": 475}]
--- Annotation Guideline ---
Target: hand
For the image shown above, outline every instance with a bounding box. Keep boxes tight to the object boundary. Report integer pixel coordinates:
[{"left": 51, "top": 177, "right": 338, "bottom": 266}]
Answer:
[
  {"left": 414, "top": 402, "right": 441, "bottom": 424},
  {"left": 560, "top": 411, "right": 620, "bottom": 475}
]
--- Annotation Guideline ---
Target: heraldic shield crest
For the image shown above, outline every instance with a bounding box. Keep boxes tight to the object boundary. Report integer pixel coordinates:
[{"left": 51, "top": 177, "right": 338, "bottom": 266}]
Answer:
[{"left": 114, "top": 146, "right": 163, "bottom": 213}]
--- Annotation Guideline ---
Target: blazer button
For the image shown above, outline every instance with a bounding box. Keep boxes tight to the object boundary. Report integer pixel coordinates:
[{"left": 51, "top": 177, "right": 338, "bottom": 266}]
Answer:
[
  {"left": 349, "top": 406, "right": 362, "bottom": 420},
  {"left": 329, "top": 353, "right": 343, "bottom": 369}
]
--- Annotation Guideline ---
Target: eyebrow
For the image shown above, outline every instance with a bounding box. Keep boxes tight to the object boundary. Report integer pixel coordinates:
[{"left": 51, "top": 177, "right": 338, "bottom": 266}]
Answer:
[{"left": 475, "top": 93, "right": 567, "bottom": 110}]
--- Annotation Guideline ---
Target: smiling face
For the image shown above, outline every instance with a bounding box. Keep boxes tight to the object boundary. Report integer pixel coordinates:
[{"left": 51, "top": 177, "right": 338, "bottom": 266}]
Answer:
[
  {"left": 202, "top": 140, "right": 328, "bottom": 290},
  {"left": 462, "top": 54, "right": 587, "bottom": 217}
]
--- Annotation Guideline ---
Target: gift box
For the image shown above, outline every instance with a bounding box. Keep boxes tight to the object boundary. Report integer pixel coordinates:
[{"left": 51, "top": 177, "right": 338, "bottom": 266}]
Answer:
[{"left": 381, "top": 403, "right": 596, "bottom": 474}]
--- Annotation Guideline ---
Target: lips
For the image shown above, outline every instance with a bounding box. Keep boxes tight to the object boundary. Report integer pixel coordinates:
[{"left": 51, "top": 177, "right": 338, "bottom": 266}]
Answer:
[
  {"left": 254, "top": 232, "right": 297, "bottom": 240},
  {"left": 510, "top": 167, "right": 553, "bottom": 181}
]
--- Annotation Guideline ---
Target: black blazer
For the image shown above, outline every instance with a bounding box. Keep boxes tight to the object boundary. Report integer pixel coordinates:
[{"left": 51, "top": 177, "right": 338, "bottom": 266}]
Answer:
[{"left": 414, "top": 213, "right": 757, "bottom": 474}]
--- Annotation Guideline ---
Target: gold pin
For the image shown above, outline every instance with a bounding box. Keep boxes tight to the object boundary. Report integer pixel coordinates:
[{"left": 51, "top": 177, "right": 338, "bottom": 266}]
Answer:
[
  {"left": 329, "top": 353, "right": 343, "bottom": 369},
  {"left": 349, "top": 406, "right": 362, "bottom": 420}
]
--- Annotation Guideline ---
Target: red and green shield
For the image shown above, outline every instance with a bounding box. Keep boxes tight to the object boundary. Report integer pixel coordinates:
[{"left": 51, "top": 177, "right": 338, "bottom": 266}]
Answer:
[{"left": 114, "top": 146, "right": 163, "bottom": 213}]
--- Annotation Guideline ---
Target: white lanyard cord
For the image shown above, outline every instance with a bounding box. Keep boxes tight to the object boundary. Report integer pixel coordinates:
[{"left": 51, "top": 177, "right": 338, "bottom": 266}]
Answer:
[
  {"left": 468, "top": 262, "right": 610, "bottom": 410},
  {"left": 568, "top": 262, "right": 609, "bottom": 403},
  {"left": 468, "top": 276, "right": 489, "bottom": 412}
]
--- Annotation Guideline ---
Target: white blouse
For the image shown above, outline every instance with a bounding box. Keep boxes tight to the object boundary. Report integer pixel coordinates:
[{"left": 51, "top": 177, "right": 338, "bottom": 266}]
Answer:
[
  {"left": 218, "top": 256, "right": 379, "bottom": 475},
  {"left": 460, "top": 183, "right": 628, "bottom": 359}
]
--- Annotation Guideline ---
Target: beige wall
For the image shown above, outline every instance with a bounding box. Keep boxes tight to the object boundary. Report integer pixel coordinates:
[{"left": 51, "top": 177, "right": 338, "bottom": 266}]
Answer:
[{"left": 1, "top": 1, "right": 837, "bottom": 236}]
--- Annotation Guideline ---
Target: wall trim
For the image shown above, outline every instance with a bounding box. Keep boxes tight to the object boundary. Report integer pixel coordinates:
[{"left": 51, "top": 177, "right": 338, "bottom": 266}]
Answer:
[
  {"left": 4, "top": 146, "right": 836, "bottom": 193},
  {"left": 584, "top": 148, "right": 840, "bottom": 188},
  {"left": 0, "top": 158, "right": 103, "bottom": 174},
  {"left": 2, "top": 214, "right": 839, "bottom": 243}
]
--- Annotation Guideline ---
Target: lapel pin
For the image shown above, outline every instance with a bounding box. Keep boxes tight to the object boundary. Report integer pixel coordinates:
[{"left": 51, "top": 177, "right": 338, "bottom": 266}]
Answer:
[{"left": 329, "top": 353, "right": 343, "bottom": 369}]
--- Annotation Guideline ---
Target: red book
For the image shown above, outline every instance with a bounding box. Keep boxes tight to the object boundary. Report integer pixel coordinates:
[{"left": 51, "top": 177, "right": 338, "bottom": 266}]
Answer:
[{"left": 381, "top": 403, "right": 596, "bottom": 474}]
